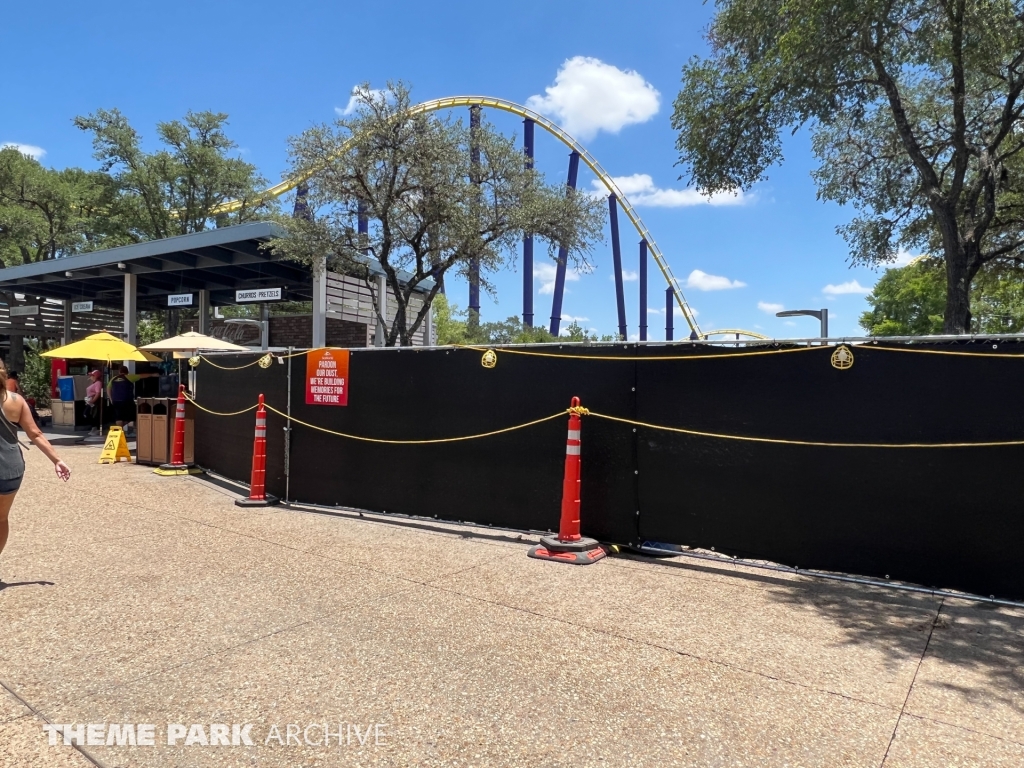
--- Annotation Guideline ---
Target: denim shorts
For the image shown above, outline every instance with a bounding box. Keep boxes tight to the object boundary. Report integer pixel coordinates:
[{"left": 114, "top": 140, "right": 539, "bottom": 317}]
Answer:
[{"left": 0, "top": 475, "right": 24, "bottom": 495}]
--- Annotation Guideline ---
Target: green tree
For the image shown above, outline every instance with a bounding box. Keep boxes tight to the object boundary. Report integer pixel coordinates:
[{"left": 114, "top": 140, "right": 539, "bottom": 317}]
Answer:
[
  {"left": 75, "top": 109, "right": 277, "bottom": 335},
  {"left": 672, "top": 0, "right": 1024, "bottom": 334},
  {"left": 860, "top": 257, "right": 1024, "bottom": 334},
  {"left": 0, "top": 147, "right": 118, "bottom": 367},
  {"left": 20, "top": 339, "right": 54, "bottom": 407},
  {"left": 432, "top": 295, "right": 557, "bottom": 345},
  {"left": 271, "top": 83, "right": 606, "bottom": 346},
  {"left": 73, "top": 108, "right": 275, "bottom": 242},
  {"left": 0, "top": 147, "right": 113, "bottom": 265}
]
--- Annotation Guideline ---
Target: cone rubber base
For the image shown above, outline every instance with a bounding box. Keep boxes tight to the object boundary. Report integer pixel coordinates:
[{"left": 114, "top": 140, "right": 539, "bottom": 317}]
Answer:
[
  {"left": 528, "top": 536, "right": 607, "bottom": 565},
  {"left": 153, "top": 464, "right": 203, "bottom": 476},
  {"left": 235, "top": 495, "right": 279, "bottom": 508}
]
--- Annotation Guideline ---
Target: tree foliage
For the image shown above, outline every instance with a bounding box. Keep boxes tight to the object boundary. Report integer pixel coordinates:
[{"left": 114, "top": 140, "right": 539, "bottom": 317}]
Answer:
[
  {"left": 74, "top": 109, "right": 275, "bottom": 241},
  {"left": 673, "top": 0, "right": 1024, "bottom": 333},
  {"left": 0, "top": 147, "right": 113, "bottom": 265},
  {"left": 432, "top": 295, "right": 557, "bottom": 345},
  {"left": 860, "top": 256, "right": 1024, "bottom": 334},
  {"left": 271, "top": 83, "right": 606, "bottom": 346}
]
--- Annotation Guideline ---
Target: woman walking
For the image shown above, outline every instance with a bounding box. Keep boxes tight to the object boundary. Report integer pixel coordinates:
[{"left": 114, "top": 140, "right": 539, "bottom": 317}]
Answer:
[{"left": 0, "top": 362, "right": 71, "bottom": 581}]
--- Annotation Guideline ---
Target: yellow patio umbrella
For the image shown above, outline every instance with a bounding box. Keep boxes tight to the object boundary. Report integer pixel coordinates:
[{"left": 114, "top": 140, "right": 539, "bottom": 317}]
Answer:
[
  {"left": 41, "top": 332, "right": 161, "bottom": 363},
  {"left": 41, "top": 332, "right": 160, "bottom": 438}
]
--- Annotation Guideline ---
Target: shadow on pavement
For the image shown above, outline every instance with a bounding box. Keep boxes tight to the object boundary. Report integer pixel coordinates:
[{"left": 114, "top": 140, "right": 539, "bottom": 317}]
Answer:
[{"left": 0, "top": 580, "right": 55, "bottom": 592}]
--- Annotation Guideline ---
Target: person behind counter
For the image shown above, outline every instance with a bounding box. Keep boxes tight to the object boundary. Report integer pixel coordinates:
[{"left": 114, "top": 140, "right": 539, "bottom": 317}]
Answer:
[
  {"left": 107, "top": 366, "right": 160, "bottom": 437},
  {"left": 84, "top": 369, "right": 104, "bottom": 436}
]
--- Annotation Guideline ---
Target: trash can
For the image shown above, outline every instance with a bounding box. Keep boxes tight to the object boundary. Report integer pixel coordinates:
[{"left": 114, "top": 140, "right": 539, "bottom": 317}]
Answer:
[
  {"left": 136, "top": 399, "right": 154, "bottom": 464},
  {"left": 151, "top": 400, "right": 170, "bottom": 465}
]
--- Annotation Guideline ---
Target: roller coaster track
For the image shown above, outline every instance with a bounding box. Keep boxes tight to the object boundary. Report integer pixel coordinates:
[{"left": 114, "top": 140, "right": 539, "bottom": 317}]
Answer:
[
  {"left": 213, "top": 96, "right": 702, "bottom": 335},
  {"left": 699, "top": 329, "right": 770, "bottom": 340}
]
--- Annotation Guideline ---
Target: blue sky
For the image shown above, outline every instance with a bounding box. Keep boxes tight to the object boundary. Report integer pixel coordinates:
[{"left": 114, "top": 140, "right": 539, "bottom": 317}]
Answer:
[{"left": 2, "top": 0, "right": 904, "bottom": 340}]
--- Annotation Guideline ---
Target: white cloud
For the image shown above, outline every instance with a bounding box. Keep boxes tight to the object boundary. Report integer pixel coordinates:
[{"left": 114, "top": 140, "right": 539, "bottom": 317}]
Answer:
[
  {"left": 595, "top": 174, "right": 752, "bottom": 208},
  {"left": 336, "top": 86, "right": 389, "bottom": 116},
  {"left": 610, "top": 269, "right": 638, "bottom": 282},
  {"left": 562, "top": 314, "right": 589, "bottom": 323},
  {"left": 526, "top": 57, "right": 660, "bottom": 140},
  {"left": 758, "top": 301, "right": 785, "bottom": 314},
  {"left": 1, "top": 142, "right": 45, "bottom": 159},
  {"left": 685, "top": 269, "right": 746, "bottom": 291},
  {"left": 822, "top": 280, "right": 870, "bottom": 296},
  {"left": 534, "top": 262, "right": 580, "bottom": 295}
]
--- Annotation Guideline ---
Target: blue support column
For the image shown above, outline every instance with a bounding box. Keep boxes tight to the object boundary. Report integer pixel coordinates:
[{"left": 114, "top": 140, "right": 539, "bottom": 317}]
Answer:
[
  {"left": 549, "top": 151, "right": 580, "bottom": 337},
  {"left": 665, "top": 287, "right": 674, "bottom": 341},
  {"left": 609, "top": 195, "right": 627, "bottom": 340},
  {"left": 357, "top": 199, "right": 369, "bottom": 251},
  {"left": 468, "top": 106, "right": 482, "bottom": 321},
  {"left": 292, "top": 182, "right": 311, "bottom": 220},
  {"left": 639, "top": 239, "right": 648, "bottom": 341},
  {"left": 522, "top": 119, "right": 535, "bottom": 327}
]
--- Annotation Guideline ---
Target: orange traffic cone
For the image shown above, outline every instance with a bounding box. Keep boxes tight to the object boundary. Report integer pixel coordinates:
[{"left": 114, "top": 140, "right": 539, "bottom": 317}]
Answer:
[
  {"left": 528, "top": 397, "right": 606, "bottom": 565},
  {"left": 155, "top": 384, "right": 200, "bottom": 476},
  {"left": 236, "top": 394, "right": 278, "bottom": 507}
]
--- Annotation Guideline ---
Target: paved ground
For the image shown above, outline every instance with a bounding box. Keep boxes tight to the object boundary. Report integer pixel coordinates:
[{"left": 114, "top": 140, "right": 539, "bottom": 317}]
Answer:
[{"left": 1, "top": 445, "right": 1022, "bottom": 767}]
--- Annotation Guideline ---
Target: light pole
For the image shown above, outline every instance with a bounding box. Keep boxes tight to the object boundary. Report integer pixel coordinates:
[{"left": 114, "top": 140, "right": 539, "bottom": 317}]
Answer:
[{"left": 776, "top": 308, "right": 828, "bottom": 338}]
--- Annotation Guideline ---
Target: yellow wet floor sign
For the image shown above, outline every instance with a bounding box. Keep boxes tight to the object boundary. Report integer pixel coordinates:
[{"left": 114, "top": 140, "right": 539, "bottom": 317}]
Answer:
[{"left": 98, "top": 426, "right": 133, "bottom": 464}]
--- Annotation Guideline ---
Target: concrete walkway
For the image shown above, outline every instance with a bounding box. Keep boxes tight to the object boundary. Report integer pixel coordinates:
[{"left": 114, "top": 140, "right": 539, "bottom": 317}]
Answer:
[{"left": 1, "top": 445, "right": 1021, "bottom": 767}]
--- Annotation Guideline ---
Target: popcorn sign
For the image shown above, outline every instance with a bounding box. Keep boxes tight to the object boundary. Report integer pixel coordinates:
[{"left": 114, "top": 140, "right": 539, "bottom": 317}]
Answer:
[{"left": 306, "top": 349, "right": 349, "bottom": 406}]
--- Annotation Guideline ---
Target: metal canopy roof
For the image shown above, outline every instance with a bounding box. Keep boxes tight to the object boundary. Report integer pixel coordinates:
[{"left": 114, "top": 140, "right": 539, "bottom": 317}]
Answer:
[
  {"left": 0, "top": 222, "right": 310, "bottom": 310},
  {"left": 0, "top": 221, "right": 436, "bottom": 311}
]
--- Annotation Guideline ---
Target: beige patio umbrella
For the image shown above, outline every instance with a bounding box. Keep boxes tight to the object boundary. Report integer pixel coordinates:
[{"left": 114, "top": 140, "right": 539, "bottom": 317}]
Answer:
[
  {"left": 140, "top": 331, "right": 251, "bottom": 396},
  {"left": 139, "top": 331, "right": 249, "bottom": 355}
]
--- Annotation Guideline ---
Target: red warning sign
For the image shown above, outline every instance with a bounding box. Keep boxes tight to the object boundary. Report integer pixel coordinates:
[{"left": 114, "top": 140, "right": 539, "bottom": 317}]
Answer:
[{"left": 305, "top": 348, "right": 349, "bottom": 406}]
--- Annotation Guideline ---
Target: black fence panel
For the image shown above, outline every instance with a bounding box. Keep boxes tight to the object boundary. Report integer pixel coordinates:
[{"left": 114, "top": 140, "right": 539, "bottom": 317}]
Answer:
[
  {"left": 194, "top": 340, "right": 1024, "bottom": 600},
  {"left": 286, "top": 345, "right": 638, "bottom": 543},
  {"left": 193, "top": 357, "right": 289, "bottom": 499},
  {"left": 634, "top": 342, "right": 1024, "bottom": 599}
]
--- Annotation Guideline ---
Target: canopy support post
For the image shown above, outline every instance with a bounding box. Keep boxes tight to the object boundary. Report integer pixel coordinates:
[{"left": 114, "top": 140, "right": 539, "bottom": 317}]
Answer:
[
  {"left": 124, "top": 273, "right": 137, "bottom": 373},
  {"left": 198, "top": 289, "right": 211, "bottom": 335}
]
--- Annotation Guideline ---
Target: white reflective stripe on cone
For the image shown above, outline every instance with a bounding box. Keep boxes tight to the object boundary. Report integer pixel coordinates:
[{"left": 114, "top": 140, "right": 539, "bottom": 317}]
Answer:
[
  {"left": 567, "top": 430, "right": 580, "bottom": 440},
  {"left": 566, "top": 445, "right": 581, "bottom": 455}
]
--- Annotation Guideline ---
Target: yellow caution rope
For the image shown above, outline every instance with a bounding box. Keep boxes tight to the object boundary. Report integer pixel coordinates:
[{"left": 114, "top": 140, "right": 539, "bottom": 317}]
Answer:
[
  {"left": 588, "top": 411, "right": 1024, "bottom": 449},
  {"left": 198, "top": 355, "right": 265, "bottom": 370},
  {"left": 260, "top": 403, "right": 566, "bottom": 444},
  {"left": 182, "top": 392, "right": 259, "bottom": 417}
]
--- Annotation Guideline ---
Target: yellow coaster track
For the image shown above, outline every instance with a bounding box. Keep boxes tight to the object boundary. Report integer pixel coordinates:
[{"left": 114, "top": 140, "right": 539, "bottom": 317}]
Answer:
[{"left": 212, "top": 95, "right": 704, "bottom": 335}]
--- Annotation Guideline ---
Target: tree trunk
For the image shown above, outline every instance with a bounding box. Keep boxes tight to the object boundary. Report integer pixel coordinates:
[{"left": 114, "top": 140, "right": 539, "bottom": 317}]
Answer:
[{"left": 942, "top": 244, "right": 975, "bottom": 334}]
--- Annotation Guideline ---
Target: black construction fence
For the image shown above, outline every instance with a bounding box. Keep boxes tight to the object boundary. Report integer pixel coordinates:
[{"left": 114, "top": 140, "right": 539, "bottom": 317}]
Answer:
[{"left": 194, "top": 339, "right": 1024, "bottom": 600}]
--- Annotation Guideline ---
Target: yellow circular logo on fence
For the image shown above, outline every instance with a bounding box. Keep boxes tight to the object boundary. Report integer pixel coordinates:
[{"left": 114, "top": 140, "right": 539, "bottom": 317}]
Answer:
[
  {"left": 830, "top": 345, "right": 854, "bottom": 370},
  {"left": 481, "top": 349, "right": 497, "bottom": 369},
  {"left": 188, "top": 356, "right": 201, "bottom": 368},
  {"left": 258, "top": 354, "right": 274, "bottom": 369}
]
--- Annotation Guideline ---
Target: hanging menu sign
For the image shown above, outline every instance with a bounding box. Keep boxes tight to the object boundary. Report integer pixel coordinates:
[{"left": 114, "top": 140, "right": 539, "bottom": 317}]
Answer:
[
  {"left": 305, "top": 348, "right": 349, "bottom": 406},
  {"left": 236, "top": 288, "right": 282, "bottom": 303}
]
